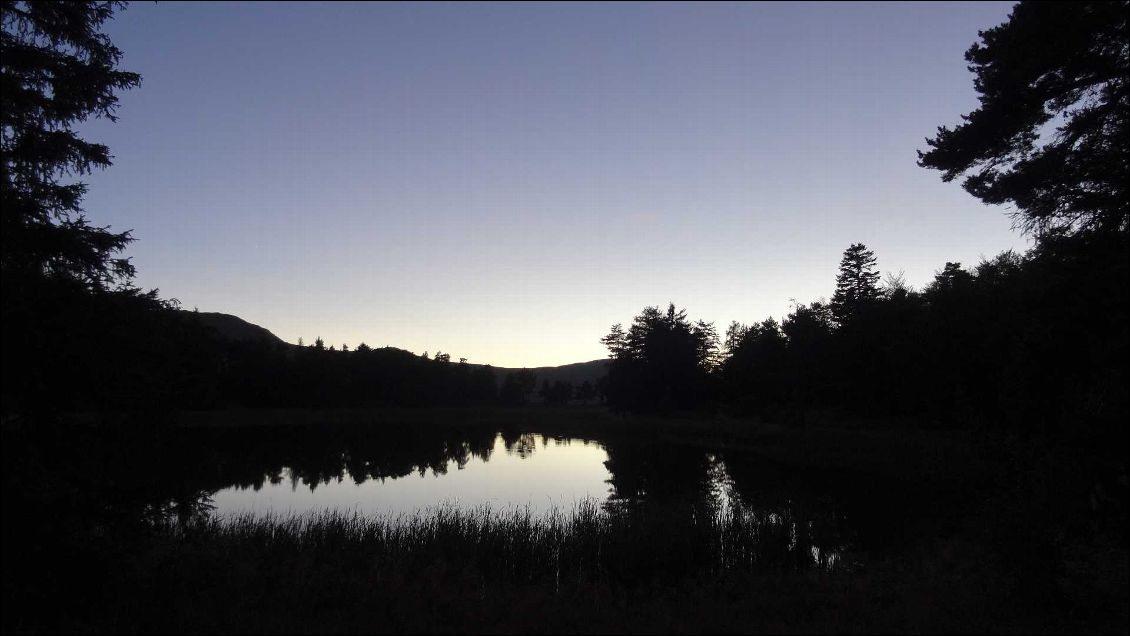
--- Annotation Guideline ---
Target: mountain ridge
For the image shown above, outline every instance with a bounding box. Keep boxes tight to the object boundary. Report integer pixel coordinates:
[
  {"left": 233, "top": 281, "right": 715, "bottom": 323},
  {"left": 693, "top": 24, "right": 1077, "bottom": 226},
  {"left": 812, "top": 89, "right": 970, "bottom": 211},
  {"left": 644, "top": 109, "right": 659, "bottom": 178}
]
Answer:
[{"left": 182, "top": 310, "right": 607, "bottom": 382}]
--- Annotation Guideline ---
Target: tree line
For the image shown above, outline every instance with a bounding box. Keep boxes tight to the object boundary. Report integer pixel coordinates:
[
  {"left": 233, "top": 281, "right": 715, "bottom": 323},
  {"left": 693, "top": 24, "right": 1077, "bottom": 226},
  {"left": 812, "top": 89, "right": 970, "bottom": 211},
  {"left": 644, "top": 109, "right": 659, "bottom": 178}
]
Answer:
[
  {"left": 2, "top": 1, "right": 1125, "bottom": 448},
  {"left": 603, "top": 234, "right": 1126, "bottom": 444},
  {"left": 204, "top": 338, "right": 606, "bottom": 409},
  {"left": 601, "top": 0, "right": 1127, "bottom": 447}
]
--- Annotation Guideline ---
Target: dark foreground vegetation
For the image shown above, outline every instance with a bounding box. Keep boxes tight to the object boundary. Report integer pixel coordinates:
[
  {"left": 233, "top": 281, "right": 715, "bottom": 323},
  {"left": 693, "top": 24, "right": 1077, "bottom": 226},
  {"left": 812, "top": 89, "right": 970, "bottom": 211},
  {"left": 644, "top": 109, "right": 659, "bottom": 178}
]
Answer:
[
  {"left": 4, "top": 409, "right": 1127, "bottom": 633},
  {"left": 24, "top": 505, "right": 1126, "bottom": 634},
  {"left": 2, "top": 1, "right": 1127, "bottom": 634}
]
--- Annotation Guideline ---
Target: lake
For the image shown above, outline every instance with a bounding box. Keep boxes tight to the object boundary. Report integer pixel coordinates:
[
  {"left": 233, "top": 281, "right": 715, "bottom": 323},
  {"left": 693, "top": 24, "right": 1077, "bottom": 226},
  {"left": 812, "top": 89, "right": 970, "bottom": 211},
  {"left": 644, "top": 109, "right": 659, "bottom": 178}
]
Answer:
[
  {"left": 210, "top": 433, "right": 619, "bottom": 517},
  {"left": 125, "top": 422, "right": 904, "bottom": 572},
  {"left": 14, "top": 417, "right": 959, "bottom": 574}
]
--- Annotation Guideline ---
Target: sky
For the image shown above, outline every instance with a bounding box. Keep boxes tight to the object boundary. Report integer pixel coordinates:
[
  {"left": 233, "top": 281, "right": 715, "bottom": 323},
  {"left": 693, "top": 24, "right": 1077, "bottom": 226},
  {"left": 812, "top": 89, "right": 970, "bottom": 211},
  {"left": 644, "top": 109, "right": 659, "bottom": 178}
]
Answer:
[{"left": 80, "top": 1, "right": 1029, "bottom": 367}]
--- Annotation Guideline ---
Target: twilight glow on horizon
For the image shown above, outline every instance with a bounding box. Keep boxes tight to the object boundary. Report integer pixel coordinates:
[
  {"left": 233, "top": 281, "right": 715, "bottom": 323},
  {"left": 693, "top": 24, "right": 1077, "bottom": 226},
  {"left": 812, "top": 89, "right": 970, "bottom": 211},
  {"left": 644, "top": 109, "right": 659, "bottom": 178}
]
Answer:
[{"left": 80, "top": 1, "right": 1028, "bottom": 368}]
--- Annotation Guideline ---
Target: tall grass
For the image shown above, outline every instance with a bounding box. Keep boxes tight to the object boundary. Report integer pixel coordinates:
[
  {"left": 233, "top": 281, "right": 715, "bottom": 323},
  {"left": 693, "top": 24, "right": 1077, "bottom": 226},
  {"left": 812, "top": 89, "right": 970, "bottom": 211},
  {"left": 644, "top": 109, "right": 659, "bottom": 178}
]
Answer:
[{"left": 165, "top": 499, "right": 845, "bottom": 591}]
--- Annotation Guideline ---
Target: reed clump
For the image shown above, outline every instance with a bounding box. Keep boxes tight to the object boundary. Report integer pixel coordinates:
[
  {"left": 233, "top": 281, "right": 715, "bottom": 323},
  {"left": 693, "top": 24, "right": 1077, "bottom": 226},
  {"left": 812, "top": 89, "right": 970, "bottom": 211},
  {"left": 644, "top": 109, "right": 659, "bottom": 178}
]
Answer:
[{"left": 164, "top": 498, "right": 842, "bottom": 590}]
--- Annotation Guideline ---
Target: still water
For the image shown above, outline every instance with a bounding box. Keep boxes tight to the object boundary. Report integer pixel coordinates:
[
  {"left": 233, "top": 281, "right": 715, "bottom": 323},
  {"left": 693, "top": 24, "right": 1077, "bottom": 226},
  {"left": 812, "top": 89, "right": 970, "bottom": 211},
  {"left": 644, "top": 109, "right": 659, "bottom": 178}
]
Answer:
[
  {"left": 114, "top": 423, "right": 943, "bottom": 572},
  {"left": 211, "top": 433, "right": 619, "bottom": 517}
]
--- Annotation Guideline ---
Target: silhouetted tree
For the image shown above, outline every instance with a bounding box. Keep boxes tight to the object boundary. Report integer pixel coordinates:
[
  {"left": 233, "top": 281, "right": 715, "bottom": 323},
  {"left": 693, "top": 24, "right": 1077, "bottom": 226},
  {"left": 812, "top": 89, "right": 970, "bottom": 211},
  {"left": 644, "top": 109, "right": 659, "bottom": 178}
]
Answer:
[
  {"left": 536, "top": 379, "right": 573, "bottom": 405},
  {"left": 595, "top": 375, "right": 609, "bottom": 403},
  {"left": 869, "top": 273, "right": 926, "bottom": 415},
  {"left": 924, "top": 262, "right": 974, "bottom": 297},
  {"left": 723, "top": 321, "right": 748, "bottom": 359},
  {"left": 602, "top": 303, "right": 717, "bottom": 412},
  {"left": 499, "top": 370, "right": 538, "bottom": 406},
  {"left": 1, "top": 1, "right": 143, "bottom": 290},
  {"left": 600, "top": 323, "right": 628, "bottom": 359},
  {"left": 781, "top": 301, "right": 834, "bottom": 415},
  {"left": 917, "top": 0, "right": 1128, "bottom": 440},
  {"left": 722, "top": 317, "right": 788, "bottom": 414},
  {"left": 882, "top": 271, "right": 912, "bottom": 301},
  {"left": 576, "top": 380, "right": 596, "bottom": 404},
  {"left": 695, "top": 320, "right": 722, "bottom": 372},
  {"left": 0, "top": 1, "right": 226, "bottom": 416},
  {"left": 550, "top": 380, "right": 573, "bottom": 405},
  {"left": 781, "top": 302, "right": 834, "bottom": 348},
  {"left": 830, "top": 243, "right": 881, "bottom": 325},
  {"left": 469, "top": 364, "right": 498, "bottom": 403},
  {"left": 918, "top": 0, "right": 1128, "bottom": 239}
]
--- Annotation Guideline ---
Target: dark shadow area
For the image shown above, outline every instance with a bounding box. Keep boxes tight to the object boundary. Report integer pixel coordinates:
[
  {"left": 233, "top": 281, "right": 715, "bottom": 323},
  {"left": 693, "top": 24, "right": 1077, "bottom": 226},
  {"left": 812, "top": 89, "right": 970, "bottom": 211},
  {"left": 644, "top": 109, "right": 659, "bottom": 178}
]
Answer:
[{"left": 2, "top": 0, "right": 1127, "bottom": 633}]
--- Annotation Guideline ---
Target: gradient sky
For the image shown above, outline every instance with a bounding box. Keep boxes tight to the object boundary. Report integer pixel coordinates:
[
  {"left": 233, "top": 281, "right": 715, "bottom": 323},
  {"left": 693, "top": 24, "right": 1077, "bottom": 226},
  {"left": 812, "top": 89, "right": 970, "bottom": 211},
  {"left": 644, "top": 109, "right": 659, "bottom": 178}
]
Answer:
[{"left": 80, "top": 1, "right": 1029, "bottom": 367}]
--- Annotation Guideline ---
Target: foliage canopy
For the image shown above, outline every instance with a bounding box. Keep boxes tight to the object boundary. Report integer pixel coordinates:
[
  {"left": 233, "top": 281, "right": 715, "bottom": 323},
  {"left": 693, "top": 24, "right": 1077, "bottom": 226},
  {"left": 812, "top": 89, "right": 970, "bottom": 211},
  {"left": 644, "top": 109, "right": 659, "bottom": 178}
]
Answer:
[
  {"left": 1, "top": 0, "right": 142, "bottom": 290},
  {"left": 918, "top": 1, "right": 1128, "bottom": 239}
]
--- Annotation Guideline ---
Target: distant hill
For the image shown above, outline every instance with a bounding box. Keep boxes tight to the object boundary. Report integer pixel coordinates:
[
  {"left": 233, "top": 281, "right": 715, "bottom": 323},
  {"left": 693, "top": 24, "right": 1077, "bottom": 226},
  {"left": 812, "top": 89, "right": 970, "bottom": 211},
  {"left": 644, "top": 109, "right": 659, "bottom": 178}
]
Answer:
[
  {"left": 182, "top": 310, "right": 608, "bottom": 383},
  {"left": 182, "top": 311, "right": 287, "bottom": 346},
  {"left": 494, "top": 359, "right": 608, "bottom": 387}
]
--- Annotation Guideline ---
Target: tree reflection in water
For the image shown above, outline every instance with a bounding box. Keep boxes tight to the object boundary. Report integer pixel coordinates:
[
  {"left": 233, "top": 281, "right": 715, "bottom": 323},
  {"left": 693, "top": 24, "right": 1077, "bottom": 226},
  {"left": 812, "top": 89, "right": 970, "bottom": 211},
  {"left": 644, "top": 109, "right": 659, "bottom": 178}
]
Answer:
[{"left": 45, "top": 423, "right": 871, "bottom": 571}]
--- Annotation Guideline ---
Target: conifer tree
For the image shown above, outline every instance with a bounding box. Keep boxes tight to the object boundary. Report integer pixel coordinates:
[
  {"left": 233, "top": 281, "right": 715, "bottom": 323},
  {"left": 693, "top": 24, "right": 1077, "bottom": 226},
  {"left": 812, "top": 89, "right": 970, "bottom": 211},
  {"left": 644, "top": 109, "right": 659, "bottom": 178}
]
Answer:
[
  {"left": 918, "top": 1, "right": 1128, "bottom": 239},
  {"left": 830, "top": 243, "right": 881, "bottom": 325},
  {"left": 1, "top": 1, "right": 142, "bottom": 290}
]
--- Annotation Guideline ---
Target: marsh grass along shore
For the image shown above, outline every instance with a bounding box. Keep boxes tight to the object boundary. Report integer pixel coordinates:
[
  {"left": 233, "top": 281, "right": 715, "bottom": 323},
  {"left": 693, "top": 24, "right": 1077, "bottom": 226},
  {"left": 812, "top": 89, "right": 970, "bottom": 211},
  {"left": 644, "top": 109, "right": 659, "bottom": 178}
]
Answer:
[{"left": 4, "top": 407, "right": 1126, "bottom": 633}]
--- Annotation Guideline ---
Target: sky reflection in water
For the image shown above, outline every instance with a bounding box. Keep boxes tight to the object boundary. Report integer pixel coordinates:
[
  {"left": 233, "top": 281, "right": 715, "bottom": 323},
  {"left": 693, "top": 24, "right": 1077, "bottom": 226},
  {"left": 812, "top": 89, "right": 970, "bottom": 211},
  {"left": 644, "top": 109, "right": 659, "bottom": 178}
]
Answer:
[
  {"left": 190, "top": 429, "right": 851, "bottom": 572},
  {"left": 210, "top": 434, "right": 616, "bottom": 517}
]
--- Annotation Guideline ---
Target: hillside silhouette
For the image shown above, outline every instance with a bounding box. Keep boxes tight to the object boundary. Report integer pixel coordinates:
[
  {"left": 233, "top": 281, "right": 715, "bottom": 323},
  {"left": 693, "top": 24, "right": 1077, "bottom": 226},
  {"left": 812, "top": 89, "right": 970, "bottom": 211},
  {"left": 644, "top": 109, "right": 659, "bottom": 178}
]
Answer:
[
  {"left": 185, "top": 310, "right": 604, "bottom": 378},
  {"left": 185, "top": 311, "right": 287, "bottom": 346},
  {"left": 151, "top": 310, "right": 606, "bottom": 410}
]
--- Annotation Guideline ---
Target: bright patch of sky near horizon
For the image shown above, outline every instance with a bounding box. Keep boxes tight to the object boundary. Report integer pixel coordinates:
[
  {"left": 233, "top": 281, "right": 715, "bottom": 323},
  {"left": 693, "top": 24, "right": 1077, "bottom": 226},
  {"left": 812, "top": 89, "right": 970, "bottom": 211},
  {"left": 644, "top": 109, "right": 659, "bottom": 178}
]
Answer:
[{"left": 80, "top": 1, "right": 1028, "bottom": 367}]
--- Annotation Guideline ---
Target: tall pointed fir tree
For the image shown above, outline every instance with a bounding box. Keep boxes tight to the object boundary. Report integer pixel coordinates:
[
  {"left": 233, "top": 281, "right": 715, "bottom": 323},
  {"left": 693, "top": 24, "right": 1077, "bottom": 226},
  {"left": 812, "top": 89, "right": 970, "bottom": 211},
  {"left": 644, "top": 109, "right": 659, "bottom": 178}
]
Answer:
[
  {"left": 0, "top": 2, "right": 184, "bottom": 416},
  {"left": 2, "top": 1, "right": 142, "bottom": 292},
  {"left": 830, "top": 243, "right": 881, "bottom": 325}
]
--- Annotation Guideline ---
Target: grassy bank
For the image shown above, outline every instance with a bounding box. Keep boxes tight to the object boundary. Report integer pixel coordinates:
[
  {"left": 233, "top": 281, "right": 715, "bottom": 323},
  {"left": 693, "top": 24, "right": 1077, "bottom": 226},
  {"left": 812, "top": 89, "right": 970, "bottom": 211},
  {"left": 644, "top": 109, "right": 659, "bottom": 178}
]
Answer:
[
  {"left": 7, "top": 503, "right": 1125, "bottom": 634},
  {"left": 4, "top": 407, "right": 1126, "bottom": 633}
]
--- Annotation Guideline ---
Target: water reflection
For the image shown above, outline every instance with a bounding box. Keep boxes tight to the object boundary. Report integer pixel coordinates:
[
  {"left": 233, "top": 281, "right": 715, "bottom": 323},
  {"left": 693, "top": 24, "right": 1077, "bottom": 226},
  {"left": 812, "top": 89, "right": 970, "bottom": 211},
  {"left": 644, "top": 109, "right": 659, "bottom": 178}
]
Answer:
[
  {"left": 500, "top": 431, "right": 539, "bottom": 458},
  {"left": 211, "top": 433, "right": 612, "bottom": 517},
  {"left": 38, "top": 422, "right": 870, "bottom": 572},
  {"left": 599, "top": 442, "right": 852, "bottom": 572}
]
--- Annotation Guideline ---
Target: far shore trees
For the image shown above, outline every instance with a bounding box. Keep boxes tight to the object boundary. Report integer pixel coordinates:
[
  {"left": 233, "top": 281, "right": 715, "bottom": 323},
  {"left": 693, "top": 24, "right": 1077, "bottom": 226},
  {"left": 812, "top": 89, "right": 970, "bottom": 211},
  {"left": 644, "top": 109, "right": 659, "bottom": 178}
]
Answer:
[
  {"left": 601, "top": 304, "right": 718, "bottom": 412},
  {"left": 500, "top": 370, "right": 538, "bottom": 406}
]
